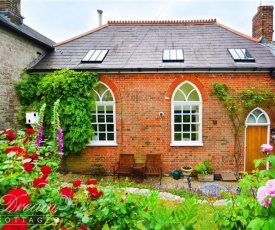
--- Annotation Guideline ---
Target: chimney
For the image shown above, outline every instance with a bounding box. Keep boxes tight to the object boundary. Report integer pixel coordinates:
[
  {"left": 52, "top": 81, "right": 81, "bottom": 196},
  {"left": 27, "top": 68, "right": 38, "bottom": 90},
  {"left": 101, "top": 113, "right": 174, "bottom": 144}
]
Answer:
[
  {"left": 252, "top": 5, "right": 274, "bottom": 42},
  {"left": 0, "top": 0, "right": 23, "bottom": 24},
  {"left": 97, "top": 9, "right": 103, "bottom": 27}
]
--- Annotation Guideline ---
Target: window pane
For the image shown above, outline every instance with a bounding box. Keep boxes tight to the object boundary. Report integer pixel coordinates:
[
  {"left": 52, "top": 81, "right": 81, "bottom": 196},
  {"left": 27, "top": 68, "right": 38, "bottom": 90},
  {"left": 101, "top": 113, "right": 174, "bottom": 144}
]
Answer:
[
  {"left": 191, "top": 133, "right": 198, "bottom": 141},
  {"left": 99, "top": 133, "right": 106, "bottom": 140},
  {"left": 183, "top": 115, "right": 190, "bottom": 123},
  {"left": 91, "top": 91, "right": 100, "bottom": 101},
  {"left": 163, "top": 50, "right": 169, "bottom": 60},
  {"left": 91, "top": 115, "right": 96, "bottom": 123},
  {"left": 98, "top": 124, "right": 106, "bottom": 131},
  {"left": 174, "top": 133, "right": 181, "bottom": 141},
  {"left": 228, "top": 49, "right": 239, "bottom": 59},
  {"left": 182, "top": 133, "right": 190, "bottom": 140},
  {"left": 174, "top": 90, "right": 185, "bottom": 101},
  {"left": 191, "top": 124, "right": 198, "bottom": 131},
  {"left": 102, "top": 91, "right": 113, "bottom": 101},
  {"left": 90, "top": 50, "right": 101, "bottom": 61},
  {"left": 174, "top": 115, "right": 182, "bottom": 123},
  {"left": 174, "top": 124, "right": 181, "bottom": 131},
  {"left": 98, "top": 106, "right": 105, "bottom": 112},
  {"left": 106, "top": 115, "right": 113, "bottom": 122},
  {"left": 107, "top": 124, "right": 114, "bottom": 131},
  {"left": 188, "top": 90, "right": 200, "bottom": 101},
  {"left": 82, "top": 50, "right": 95, "bottom": 61},
  {"left": 191, "top": 115, "right": 199, "bottom": 122},
  {"left": 183, "top": 124, "right": 190, "bottom": 131},
  {"left": 107, "top": 133, "right": 114, "bottom": 141},
  {"left": 98, "top": 115, "right": 105, "bottom": 123},
  {"left": 258, "top": 114, "right": 267, "bottom": 123},
  {"left": 106, "top": 106, "right": 113, "bottom": 112},
  {"left": 247, "top": 115, "right": 256, "bottom": 123},
  {"left": 180, "top": 83, "right": 193, "bottom": 96},
  {"left": 252, "top": 109, "right": 261, "bottom": 117},
  {"left": 170, "top": 50, "right": 177, "bottom": 60},
  {"left": 176, "top": 49, "right": 183, "bottom": 60}
]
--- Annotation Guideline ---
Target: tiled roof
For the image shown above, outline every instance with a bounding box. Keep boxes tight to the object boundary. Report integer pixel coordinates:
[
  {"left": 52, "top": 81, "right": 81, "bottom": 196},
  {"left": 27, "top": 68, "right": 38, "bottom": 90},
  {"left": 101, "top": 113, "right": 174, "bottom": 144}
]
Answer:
[
  {"left": 0, "top": 13, "right": 55, "bottom": 49},
  {"left": 33, "top": 20, "right": 275, "bottom": 72}
]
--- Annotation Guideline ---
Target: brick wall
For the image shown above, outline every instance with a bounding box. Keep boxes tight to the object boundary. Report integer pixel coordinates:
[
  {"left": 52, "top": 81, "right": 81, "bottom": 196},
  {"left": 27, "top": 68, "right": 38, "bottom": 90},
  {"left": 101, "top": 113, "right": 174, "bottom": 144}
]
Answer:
[
  {"left": 0, "top": 27, "right": 47, "bottom": 130},
  {"left": 252, "top": 5, "right": 274, "bottom": 42},
  {"left": 66, "top": 72, "right": 275, "bottom": 174}
]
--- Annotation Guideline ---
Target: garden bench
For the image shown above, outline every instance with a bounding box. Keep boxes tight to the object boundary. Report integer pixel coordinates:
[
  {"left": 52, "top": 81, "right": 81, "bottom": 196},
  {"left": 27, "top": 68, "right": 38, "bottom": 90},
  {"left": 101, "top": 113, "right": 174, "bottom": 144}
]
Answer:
[
  {"left": 113, "top": 153, "right": 134, "bottom": 181},
  {"left": 143, "top": 154, "right": 162, "bottom": 184}
]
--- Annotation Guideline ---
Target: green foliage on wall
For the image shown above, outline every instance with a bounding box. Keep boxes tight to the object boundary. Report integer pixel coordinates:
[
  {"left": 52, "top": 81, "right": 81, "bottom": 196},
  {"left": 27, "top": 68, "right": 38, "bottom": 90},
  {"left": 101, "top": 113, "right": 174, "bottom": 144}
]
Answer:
[
  {"left": 212, "top": 82, "right": 275, "bottom": 174},
  {"left": 16, "top": 69, "right": 99, "bottom": 155}
]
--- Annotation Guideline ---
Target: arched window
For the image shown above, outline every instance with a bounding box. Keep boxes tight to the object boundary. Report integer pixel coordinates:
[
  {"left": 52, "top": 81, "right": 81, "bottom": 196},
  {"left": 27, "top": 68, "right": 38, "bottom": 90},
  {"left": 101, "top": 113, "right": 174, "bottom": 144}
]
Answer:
[
  {"left": 246, "top": 108, "right": 270, "bottom": 125},
  {"left": 89, "top": 82, "right": 117, "bottom": 146},
  {"left": 171, "top": 81, "right": 203, "bottom": 146}
]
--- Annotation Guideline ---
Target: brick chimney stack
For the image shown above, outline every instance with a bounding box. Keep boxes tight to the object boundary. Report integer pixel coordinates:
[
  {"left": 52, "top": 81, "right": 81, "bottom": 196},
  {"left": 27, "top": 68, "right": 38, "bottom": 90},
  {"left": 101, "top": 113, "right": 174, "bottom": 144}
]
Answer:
[
  {"left": 252, "top": 5, "right": 274, "bottom": 42},
  {"left": 0, "top": 0, "right": 23, "bottom": 24}
]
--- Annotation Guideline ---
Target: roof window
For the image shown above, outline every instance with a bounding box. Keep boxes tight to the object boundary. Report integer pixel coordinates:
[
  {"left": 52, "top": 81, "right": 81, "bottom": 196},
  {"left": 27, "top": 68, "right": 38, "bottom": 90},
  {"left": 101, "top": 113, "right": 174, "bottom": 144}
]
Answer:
[
  {"left": 228, "top": 49, "right": 255, "bottom": 63},
  {"left": 82, "top": 50, "right": 108, "bottom": 63},
  {"left": 163, "top": 49, "right": 184, "bottom": 62}
]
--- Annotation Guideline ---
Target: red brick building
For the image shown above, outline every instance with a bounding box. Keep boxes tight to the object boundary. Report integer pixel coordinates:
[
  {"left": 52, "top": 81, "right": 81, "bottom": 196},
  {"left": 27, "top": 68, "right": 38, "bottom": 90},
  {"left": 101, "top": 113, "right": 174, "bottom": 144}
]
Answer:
[{"left": 32, "top": 6, "right": 275, "bottom": 175}]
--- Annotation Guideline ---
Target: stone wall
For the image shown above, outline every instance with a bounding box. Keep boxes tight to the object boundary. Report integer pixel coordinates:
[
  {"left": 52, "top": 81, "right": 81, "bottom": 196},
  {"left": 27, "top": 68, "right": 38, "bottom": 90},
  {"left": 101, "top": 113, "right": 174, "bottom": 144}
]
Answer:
[{"left": 0, "top": 27, "right": 47, "bottom": 130}]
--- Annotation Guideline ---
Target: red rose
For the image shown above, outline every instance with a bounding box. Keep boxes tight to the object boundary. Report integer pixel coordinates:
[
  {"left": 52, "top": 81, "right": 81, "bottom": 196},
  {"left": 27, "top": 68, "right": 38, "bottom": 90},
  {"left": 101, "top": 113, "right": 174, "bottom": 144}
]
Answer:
[
  {"left": 3, "top": 188, "right": 30, "bottom": 212},
  {"left": 49, "top": 204, "right": 56, "bottom": 213},
  {"left": 2, "top": 218, "right": 28, "bottom": 230},
  {"left": 86, "top": 187, "right": 102, "bottom": 199},
  {"left": 33, "top": 178, "right": 48, "bottom": 188},
  {"left": 80, "top": 225, "right": 88, "bottom": 230},
  {"left": 23, "top": 162, "right": 34, "bottom": 173},
  {"left": 41, "top": 165, "right": 52, "bottom": 175},
  {"left": 1, "top": 130, "right": 16, "bottom": 141},
  {"left": 5, "top": 146, "right": 25, "bottom": 156},
  {"left": 61, "top": 227, "right": 67, "bottom": 230},
  {"left": 60, "top": 187, "right": 74, "bottom": 199},
  {"left": 86, "top": 179, "right": 97, "bottom": 185},
  {"left": 22, "top": 137, "right": 29, "bottom": 144},
  {"left": 26, "top": 127, "right": 35, "bottom": 135},
  {"left": 31, "top": 153, "right": 39, "bottom": 161},
  {"left": 73, "top": 180, "right": 82, "bottom": 188}
]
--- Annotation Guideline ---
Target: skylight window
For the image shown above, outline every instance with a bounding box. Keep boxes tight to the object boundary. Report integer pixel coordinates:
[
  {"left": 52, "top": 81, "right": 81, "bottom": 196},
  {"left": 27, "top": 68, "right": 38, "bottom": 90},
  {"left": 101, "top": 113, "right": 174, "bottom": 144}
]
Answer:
[
  {"left": 163, "top": 49, "right": 184, "bottom": 62},
  {"left": 228, "top": 49, "right": 255, "bottom": 63},
  {"left": 82, "top": 50, "right": 108, "bottom": 63}
]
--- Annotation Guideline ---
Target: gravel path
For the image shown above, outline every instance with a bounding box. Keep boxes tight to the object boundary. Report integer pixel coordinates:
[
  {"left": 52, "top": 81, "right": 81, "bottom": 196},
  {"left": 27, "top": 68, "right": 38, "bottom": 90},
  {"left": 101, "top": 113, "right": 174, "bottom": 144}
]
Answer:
[{"left": 59, "top": 173, "right": 239, "bottom": 194}]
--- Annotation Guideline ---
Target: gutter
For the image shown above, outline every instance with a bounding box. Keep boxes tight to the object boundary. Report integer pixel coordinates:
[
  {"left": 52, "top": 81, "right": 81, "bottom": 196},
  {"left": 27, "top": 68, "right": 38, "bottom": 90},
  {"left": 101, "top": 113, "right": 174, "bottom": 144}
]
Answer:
[{"left": 28, "top": 67, "right": 274, "bottom": 74}]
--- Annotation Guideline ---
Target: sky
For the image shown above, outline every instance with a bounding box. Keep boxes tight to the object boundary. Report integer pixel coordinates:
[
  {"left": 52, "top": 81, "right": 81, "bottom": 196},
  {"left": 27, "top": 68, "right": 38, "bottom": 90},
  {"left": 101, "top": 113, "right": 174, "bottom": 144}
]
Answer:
[{"left": 21, "top": 0, "right": 275, "bottom": 43}]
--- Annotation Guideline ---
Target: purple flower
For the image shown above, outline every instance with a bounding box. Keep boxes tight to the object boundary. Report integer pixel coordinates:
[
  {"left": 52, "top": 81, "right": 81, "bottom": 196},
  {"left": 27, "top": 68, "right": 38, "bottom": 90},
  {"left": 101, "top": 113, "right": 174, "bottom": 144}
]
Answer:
[
  {"left": 257, "top": 186, "right": 271, "bottom": 207},
  {"left": 36, "top": 123, "right": 43, "bottom": 148},
  {"left": 265, "top": 179, "right": 275, "bottom": 196},
  {"left": 57, "top": 126, "right": 63, "bottom": 153}
]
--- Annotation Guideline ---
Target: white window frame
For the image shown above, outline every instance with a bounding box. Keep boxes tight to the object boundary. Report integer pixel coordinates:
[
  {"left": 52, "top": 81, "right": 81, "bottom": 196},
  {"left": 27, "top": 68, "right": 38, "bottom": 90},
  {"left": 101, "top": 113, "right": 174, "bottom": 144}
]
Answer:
[
  {"left": 170, "top": 81, "right": 203, "bottom": 146},
  {"left": 88, "top": 82, "right": 117, "bottom": 146}
]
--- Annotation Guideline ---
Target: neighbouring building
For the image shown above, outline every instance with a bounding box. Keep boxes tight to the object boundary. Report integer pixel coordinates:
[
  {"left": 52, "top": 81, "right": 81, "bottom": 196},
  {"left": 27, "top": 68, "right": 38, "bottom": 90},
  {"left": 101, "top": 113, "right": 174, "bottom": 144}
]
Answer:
[
  {"left": 30, "top": 5, "right": 275, "bottom": 175},
  {"left": 0, "top": 0, "right": 54, "bottom": 130}
]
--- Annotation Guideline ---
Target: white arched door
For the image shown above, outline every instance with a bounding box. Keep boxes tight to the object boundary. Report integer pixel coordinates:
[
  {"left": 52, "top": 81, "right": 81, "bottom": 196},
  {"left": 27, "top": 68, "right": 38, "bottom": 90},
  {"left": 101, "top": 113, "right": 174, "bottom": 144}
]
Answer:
[{"left": 245, "top": 108, "right": 270, "bottom": 171}]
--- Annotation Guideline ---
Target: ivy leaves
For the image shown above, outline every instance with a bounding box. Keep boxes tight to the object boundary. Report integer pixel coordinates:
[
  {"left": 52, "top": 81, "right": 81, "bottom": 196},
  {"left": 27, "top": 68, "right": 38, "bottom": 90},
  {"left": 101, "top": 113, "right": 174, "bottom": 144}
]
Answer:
[{"left": 16, "top": 69, "right": 99, "bottom": 155}]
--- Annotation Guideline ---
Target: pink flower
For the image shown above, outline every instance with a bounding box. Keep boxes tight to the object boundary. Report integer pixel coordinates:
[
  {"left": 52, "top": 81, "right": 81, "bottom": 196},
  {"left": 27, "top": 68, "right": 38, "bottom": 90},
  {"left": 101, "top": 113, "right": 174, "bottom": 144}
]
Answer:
[
  {"left": 257, "top": 186, "right": 271, "bottom": 207},
  {"left": 266, "top": 179, "right": 275, "bottom": 196},
  {"left": 261, "top": 144, "right": 273, "bottom": 153}
]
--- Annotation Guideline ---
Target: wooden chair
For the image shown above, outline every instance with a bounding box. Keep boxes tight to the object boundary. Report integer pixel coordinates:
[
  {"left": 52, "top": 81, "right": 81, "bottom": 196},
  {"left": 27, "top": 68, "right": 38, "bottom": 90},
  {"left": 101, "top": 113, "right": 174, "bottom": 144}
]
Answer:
[
  {"left": 143, "top": 154, "right": 162, "bottom": 184},
  {"left": 113, "top": 154, "right": 134, "bottom": 181}
]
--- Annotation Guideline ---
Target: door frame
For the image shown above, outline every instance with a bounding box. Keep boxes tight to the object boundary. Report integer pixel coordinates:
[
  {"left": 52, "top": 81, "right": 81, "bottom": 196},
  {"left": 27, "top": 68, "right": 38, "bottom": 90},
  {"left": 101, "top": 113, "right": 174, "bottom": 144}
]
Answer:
[{"left": 244, "top": 107, "right": 270, "bottom": 171}]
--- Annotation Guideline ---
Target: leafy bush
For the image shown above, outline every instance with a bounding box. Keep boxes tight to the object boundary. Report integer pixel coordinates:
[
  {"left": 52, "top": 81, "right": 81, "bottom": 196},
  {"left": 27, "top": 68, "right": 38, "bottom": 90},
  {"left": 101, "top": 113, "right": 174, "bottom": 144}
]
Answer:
[
  {"left": 194, "top": 159, "right": 214, "bottom": 175},
  {"left": 16, "top": 69, "right": 99, "bottom": 155}
]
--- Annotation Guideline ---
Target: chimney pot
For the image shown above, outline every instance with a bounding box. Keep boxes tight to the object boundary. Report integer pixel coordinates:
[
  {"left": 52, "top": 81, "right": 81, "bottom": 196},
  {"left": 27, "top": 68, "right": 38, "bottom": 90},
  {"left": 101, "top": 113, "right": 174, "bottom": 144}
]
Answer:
[{"left": 97, "top": 9, "right": 103, "bottom": 27}]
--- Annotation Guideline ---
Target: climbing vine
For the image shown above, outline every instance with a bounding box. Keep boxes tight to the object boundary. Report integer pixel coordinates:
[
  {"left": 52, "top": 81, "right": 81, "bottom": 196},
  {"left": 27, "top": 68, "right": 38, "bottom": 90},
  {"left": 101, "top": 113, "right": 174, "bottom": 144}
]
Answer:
[
  {"left": 16, "top": 69, "right": 99, "bottom": 155},
  {"left": 212, "top": 82, "right": 275, "bottom": 175}
]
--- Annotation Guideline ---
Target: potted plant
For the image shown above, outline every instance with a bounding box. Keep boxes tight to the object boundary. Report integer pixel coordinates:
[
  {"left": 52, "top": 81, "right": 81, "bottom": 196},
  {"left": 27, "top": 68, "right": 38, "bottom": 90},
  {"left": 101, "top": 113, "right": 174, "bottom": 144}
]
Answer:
[
  {"left": 181, "top": 165, "right": 193, "bottom": 177},
  {"left": 194, "top": 159, "right": 214, "bottom": 182}
]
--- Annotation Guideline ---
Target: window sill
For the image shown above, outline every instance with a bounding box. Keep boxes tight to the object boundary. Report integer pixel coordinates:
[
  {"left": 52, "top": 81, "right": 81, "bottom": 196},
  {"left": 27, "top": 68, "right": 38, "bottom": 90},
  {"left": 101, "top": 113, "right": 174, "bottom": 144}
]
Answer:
[
  {"left": 170, "top": 142, "right": 203, "bottom": 147},
  {"left": 87, "top": 141, "right": 118, "bottom": 147}
]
